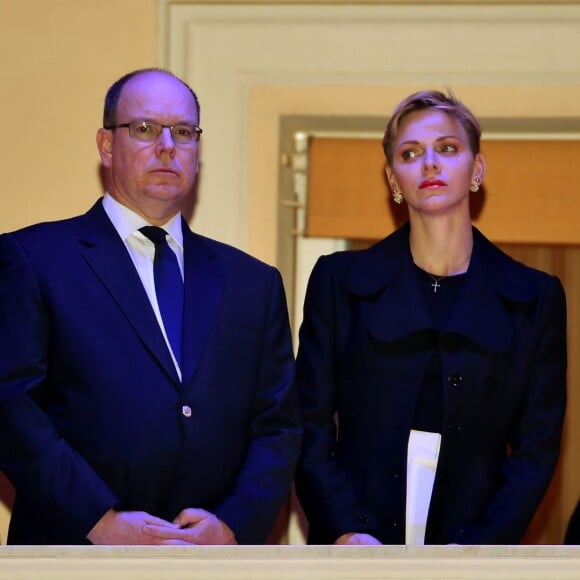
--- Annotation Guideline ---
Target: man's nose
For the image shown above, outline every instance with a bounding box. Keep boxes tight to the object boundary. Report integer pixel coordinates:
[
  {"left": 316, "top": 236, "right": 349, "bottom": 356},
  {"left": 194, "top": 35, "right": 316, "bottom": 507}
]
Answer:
[{"left": 155, "top": 127, "right": 176, "bottom": 155}]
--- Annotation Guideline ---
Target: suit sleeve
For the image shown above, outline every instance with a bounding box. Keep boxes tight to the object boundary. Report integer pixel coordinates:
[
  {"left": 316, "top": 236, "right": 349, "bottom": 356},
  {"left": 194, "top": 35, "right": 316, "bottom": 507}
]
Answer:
[
  {"left": 294, "top": 256, "right": 380, "bottom": 542},
  {"left": 212, "top": 268, "right": 302, "bottom": 544},
  {"left": 456, "top": 276, "right": 567, "bottom": 544},
  {"left": 0, "top": 233, "right": 119, "bottom": 537}
]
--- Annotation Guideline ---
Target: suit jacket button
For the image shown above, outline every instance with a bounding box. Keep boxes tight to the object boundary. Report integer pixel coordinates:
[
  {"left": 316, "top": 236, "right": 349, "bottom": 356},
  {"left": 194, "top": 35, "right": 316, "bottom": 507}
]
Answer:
[
  {"left": 448, "top": 374, "right": 463, "bottom": 388},
  {"left": 182, "top": 405, "right": 192, "bottom": 418}
]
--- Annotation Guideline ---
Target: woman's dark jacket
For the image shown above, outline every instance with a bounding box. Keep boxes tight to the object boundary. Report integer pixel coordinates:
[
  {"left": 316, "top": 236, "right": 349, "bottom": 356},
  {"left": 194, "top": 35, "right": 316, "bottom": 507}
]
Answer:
[{"left": 295, "top": 224, "right": 567, "bottom": 545}]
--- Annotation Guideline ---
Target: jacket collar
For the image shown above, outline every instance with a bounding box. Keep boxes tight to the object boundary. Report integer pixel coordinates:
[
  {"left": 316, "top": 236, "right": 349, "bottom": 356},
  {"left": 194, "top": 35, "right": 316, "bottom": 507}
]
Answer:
[{"left": 343, "top": 224, "right": 538, "bottom": 352}]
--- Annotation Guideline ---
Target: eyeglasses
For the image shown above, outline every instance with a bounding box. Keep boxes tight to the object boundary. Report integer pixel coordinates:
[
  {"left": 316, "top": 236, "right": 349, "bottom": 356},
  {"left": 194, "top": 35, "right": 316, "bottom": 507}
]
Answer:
[{"left": 104, "top": 119, "right": 203, "bottom": 144}]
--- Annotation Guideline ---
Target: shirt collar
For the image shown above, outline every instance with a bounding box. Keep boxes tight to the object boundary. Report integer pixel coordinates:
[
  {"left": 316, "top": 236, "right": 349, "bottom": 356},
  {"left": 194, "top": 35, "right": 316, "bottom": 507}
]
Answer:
[{"left": 102, "top": 192, "right": 184, "bottom": 249}]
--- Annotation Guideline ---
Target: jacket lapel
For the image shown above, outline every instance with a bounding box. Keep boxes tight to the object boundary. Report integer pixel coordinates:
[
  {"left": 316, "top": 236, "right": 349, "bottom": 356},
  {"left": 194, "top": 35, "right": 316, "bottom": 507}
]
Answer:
[
  {"left": 180, "top": 225, "right": 224, "bottom": 386},
  {"left": 446, "top": 237, "right": 512, "bottom": 352},
  {"left": 77, "top": 201, "right": 180, "bottom": 384},
  {"left": 446, "top": 228, "right": 540, "bottom": 352},
  {"left": 345, "top": 224, "right": 434, "bottom": 342}
]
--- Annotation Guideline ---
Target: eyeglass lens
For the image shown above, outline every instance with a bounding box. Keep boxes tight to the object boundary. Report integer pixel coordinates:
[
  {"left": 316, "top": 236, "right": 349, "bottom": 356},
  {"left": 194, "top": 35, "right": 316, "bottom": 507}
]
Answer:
[{"left": 129, "top": 120, "right": 201, "bottom": 143}]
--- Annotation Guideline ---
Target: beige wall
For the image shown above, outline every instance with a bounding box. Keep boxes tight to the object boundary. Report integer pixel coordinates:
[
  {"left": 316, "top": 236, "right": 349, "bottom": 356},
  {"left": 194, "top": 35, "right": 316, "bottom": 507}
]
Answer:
[{"left": 0, "top": 0, "right": 157, "bottom": 234}]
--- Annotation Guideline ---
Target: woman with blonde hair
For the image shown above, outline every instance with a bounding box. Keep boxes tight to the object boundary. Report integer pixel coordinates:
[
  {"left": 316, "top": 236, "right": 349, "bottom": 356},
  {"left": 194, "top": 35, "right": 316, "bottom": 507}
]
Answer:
[{"left": 295, "top": 90, "right": 567, "bottom": 545}]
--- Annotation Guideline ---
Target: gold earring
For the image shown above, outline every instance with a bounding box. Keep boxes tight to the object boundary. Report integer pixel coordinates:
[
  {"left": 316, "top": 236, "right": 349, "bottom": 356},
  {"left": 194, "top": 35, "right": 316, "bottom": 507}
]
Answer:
[
  {"left": 392, "top": 188, "right": 403, "bottom": 205},
  {"left": 470, "top": 177, "right": 481, "bottom": 193}
]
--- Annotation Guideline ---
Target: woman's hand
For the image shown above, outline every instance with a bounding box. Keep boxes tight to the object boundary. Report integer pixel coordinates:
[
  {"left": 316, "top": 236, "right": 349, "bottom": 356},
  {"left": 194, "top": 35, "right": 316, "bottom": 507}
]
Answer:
[{"left": 335, "top": 532, "right": 382, "bottom": 545}]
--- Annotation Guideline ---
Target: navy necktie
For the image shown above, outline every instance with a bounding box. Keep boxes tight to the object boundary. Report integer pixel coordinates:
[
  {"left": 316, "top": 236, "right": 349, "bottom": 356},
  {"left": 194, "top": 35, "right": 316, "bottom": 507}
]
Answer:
[{"left": 140, "top": 226, "right": 184, "bottom": 368}]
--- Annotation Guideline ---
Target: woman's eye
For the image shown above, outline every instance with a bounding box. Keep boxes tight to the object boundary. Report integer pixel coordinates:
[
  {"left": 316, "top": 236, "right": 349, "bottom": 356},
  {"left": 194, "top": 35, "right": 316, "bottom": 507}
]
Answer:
[
  {"left": 401, "top": 148, "right": 420, "bottom": 160},
  {"left": 439, "top": 143, "right": 458, "bottom": 153}
]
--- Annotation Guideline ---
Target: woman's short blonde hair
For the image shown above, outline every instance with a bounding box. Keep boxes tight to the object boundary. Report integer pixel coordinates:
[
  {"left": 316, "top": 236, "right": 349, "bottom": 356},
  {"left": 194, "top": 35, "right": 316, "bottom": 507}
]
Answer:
[{"left": 382, "top": 90, "right": 482, "bottom": 165}]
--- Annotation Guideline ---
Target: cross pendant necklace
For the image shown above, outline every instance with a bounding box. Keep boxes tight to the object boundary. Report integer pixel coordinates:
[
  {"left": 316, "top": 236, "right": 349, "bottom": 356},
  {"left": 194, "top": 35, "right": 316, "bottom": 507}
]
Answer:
[{"left": 429, "top": 275, "right": 445, "bottom": 293}]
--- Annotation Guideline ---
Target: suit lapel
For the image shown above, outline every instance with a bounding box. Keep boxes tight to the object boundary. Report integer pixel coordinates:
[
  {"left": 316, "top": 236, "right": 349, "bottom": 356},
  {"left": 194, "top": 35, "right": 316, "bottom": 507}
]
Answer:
[
  {"left": 78, "top": 201, "right": 180, "bottom": 384},
  {"left": 180, "top": 225, "right": 224, "bottom": 386}
]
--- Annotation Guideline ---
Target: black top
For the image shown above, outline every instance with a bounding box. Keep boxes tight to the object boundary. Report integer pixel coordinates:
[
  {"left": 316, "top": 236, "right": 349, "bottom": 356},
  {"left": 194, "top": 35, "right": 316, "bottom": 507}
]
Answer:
[{"left": 412, "top": 265, "right": 467, "bottom": 433}]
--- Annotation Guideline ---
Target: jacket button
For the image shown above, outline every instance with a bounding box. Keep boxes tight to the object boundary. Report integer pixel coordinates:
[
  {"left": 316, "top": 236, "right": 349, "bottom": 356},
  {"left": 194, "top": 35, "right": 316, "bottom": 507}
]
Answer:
[
  {"left": 182, "top": 405, "right": 192, "bottom": 418},
  {"left": 358, "top": 514, "right": 370, "bottom": 523},
  {"left": 448, "top": 374, "right": 463, "bottom": 388}
]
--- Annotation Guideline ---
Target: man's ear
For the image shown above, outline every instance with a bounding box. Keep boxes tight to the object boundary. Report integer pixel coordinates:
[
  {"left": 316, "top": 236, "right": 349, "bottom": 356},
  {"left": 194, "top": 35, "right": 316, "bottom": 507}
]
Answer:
[{"left": 96, "top": 128, "right": 113, "bottom": 168}]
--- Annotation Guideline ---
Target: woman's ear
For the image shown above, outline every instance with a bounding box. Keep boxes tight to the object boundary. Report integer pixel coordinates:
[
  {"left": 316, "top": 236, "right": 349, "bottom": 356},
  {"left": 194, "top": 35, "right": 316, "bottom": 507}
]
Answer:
[
  {"left": 385, "top": 165, "right": 399, "bottom": 193},
  {"left": 472, "top": 152, "right": 486, "bottom": 183}
]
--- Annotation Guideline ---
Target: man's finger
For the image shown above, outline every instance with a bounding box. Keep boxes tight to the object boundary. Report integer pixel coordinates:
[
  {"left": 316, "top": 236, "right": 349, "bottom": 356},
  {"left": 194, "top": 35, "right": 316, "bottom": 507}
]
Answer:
[
  {"left": 142, "top": 524, "right": 186, "bottom": 538},
  {"left": 173, "top": 508, "right": 208, "bottom": 527}
]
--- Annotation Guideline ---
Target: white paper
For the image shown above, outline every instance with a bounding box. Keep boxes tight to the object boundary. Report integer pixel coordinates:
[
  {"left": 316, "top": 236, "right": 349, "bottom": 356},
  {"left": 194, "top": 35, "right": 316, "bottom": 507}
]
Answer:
[{"left": 405, "top": 429, "right": 442, "bottom": 545}]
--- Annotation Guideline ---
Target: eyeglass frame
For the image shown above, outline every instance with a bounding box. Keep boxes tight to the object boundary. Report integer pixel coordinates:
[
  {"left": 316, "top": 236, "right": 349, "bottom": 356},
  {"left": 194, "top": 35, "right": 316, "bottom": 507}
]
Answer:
[{"left": 104, "top": 119, "right": 203, "bottom": 144}]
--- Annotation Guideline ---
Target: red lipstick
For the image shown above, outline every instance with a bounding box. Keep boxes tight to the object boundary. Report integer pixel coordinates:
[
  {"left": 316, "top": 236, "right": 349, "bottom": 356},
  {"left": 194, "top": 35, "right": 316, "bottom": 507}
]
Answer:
[{"left": 420, "top": 179, "right": 446, "bottom": 189}]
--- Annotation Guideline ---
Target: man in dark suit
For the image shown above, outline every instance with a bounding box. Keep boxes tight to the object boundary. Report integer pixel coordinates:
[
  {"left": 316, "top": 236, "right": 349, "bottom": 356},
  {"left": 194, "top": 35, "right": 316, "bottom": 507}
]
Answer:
[{"left": 0, "top": 68, "right": 301, "bottom": 545}]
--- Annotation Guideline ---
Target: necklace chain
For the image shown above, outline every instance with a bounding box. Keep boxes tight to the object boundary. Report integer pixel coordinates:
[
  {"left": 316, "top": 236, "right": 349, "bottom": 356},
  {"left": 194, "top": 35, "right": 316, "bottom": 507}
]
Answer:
[{"left": 414, "top": 255, "right": 471, "bottom": 294}]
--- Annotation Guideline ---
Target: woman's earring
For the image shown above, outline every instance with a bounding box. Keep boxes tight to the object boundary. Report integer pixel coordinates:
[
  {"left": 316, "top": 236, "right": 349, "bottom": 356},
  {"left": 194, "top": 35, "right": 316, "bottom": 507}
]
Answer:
[
  {"left": 392, "top": 188, "right": 404, "bottom": 204},
  {"left": 470, "top": 176, "right": 481, "bottom": 193}
]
